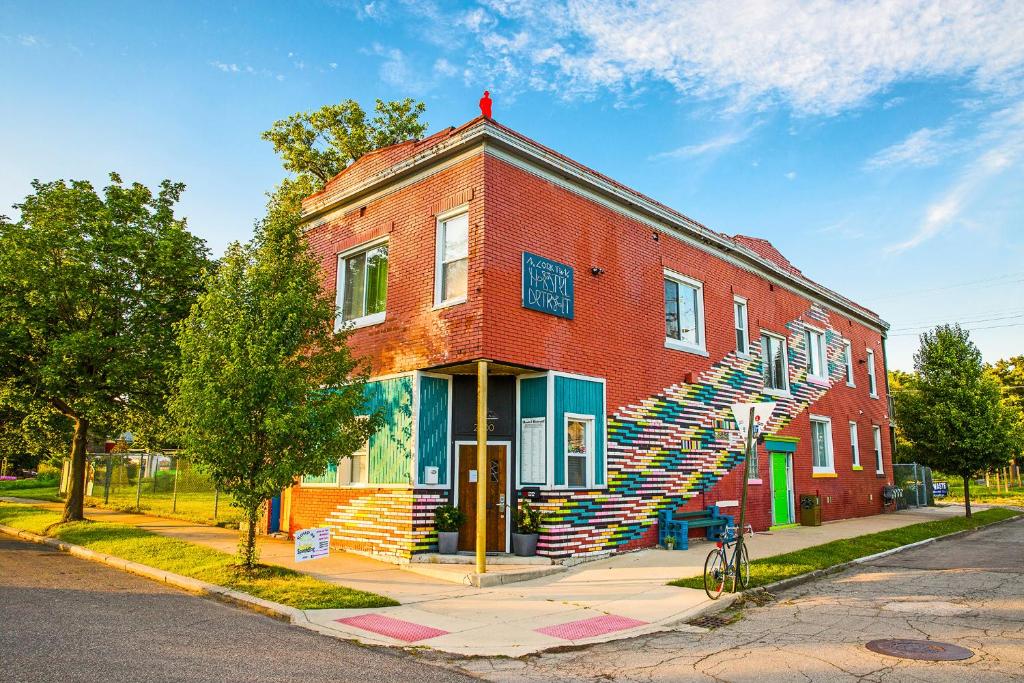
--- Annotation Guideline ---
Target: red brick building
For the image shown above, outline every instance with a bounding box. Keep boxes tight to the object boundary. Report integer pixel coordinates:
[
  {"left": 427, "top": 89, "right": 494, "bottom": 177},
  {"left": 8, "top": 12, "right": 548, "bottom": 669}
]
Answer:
[{"left": 284, "top": 115, "right": 894, "bottom": 561}]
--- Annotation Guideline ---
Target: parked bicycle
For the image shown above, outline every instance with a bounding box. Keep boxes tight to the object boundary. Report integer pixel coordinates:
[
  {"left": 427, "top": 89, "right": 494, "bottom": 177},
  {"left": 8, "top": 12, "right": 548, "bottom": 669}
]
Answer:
[{"left": 703, "top": 524, "right": 752, "bottom": 599}]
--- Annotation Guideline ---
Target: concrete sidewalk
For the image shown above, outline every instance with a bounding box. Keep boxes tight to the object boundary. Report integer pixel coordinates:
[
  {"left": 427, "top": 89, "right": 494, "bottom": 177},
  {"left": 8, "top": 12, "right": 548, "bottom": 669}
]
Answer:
[{"left": 1, "top": 496, "right": 971, "bottom": 656}]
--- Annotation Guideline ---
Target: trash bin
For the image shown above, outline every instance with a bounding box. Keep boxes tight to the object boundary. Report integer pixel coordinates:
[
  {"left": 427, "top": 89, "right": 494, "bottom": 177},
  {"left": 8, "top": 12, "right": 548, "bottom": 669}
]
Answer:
[{"left": 799, "top": 494, "right": 821, "bottom": 526}]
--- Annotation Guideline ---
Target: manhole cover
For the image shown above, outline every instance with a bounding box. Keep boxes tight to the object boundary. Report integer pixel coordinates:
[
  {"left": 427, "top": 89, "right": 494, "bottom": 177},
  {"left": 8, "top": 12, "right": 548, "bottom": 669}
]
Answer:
[
  {"left": 687, "top": 614, "right": 734, "bottom": 629},
  {"left": 866, "top": 639, "right": 974, "bottom": 661}
]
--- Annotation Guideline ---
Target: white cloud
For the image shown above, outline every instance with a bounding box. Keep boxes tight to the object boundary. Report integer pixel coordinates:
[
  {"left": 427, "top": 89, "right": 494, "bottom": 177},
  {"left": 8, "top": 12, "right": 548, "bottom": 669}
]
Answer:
[
  {"left": 209, "top": 60, "right": 284, "bottom": 81},
  {"left": 211, "top": 61, "right": 240, "bottom": 73},
  {"left": 785, "top": 171, "right": 797, "bottom": 180},
  {"left": 434, "top": 57, "right": 458, "bottom": 78},
  {"left": 885, "top": 102, "right": 1024, "bottom": 254},
  {"left": 460, "top": 1, "right": 1024, "bottom": 114},
  {"left": 18, "top": 34, "right": 40, "bottom": 47},
  {"left": 649, "top": 129, "right": 751, "bottom": 160},
  {"left": 864, "top": 125, "right": 955, "bottom": 170}
]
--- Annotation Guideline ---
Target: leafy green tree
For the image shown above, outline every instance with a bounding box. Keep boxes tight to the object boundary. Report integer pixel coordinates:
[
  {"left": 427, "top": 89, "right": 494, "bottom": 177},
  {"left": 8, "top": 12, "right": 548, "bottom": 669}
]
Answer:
[
  {"left": 0, "top": 175, "right": 210, "bottom": 521},
  {"left": 988, "top": 355, "right": 1024, "bottom": 416},
  {"left": 262, "top": 98, "right": 427, "bottom": 210},
  {"left": 169, "top": 205, "right": 378, "bottom": 569},
  {"left": 894, "top": 325, "right": 1024, "bottom": 516},
  {"left": 887, "top": 369, "right": 917, "bottom": 463}
]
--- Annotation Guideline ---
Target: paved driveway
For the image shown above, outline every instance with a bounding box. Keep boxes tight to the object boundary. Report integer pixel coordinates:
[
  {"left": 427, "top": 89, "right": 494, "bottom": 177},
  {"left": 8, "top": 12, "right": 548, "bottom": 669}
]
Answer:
[
  {"left": 0, "top": 536, "right": 475, "bottom": 683},
  {"left": 454, "top": 516, "right": 1024, "bottom": 682}
]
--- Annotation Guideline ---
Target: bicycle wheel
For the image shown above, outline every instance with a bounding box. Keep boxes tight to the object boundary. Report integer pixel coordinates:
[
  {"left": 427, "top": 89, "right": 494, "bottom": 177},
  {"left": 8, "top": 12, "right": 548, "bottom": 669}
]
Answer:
[
  {"left": 736, "top": 542, "right": 751, "bottom": 589},
  {"left": 704, "top": 547, "right": 727, "bottom": 599}
]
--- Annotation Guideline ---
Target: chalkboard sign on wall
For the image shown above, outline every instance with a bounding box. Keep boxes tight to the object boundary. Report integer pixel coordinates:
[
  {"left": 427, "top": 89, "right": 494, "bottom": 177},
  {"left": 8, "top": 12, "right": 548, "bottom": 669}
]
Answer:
[{"left": 522, "top": 251, "right": 574, "bottom": 319}]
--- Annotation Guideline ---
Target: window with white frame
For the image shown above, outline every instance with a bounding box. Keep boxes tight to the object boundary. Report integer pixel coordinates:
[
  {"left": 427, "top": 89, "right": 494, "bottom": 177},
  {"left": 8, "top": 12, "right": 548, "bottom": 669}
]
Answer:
[
  {"left": 734, "top": 297, "right": 749, "bottom": 355},
  {"left": 864, "top": 350, "right": 880, "bottom": 397},
  {"left": 873, "top": 425, "right": 884, "bottom": 474},
  {"left": 849, "top": 421, "right": 860, "bottom": 468},
  {"left": 843, "top": 340, "right": 855, "bottom": 386},
  {"left": 336, "top": 240, "right": 388, "bottom": 329},
  {"left": 302, "top": 437, "right": 370, "bottom": 487},
  {"left": 761, "top": 333, "right": 789, "bottom": 393},
  {"left": 565, "top": 414, "right": 594, "bottom": 488},
  {"left": 810, "top": 416, "right": 834, "bottom": 473},
  {"left": 747, "top": 445, "right": 759, "bottom": 479},
  {"left": 804, "top": 327, "right": 827, "bottom": 381},
  {"left": 664, "top": 271, "right": 706, "bottom": 353},
  {"left": 435, "top": 210, "right": 469, "bottom": 306}
]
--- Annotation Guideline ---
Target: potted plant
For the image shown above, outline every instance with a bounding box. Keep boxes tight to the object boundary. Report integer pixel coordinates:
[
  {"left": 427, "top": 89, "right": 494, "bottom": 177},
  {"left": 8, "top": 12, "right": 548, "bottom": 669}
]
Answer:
[
  {"left": 512, "top": 500, "right": 545, "bottom": 557},
  {"left": 434, "top": 504, "right": 465, "bottom": 554},
  {"left": 664, "top": 535, "right": 676, "bottom": 551}
]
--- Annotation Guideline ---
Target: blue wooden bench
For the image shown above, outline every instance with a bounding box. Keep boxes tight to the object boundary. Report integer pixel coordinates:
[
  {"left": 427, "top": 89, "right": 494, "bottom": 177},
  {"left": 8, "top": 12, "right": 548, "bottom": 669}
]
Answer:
[{"left": 657, "top": 506, "right": 733, "bottom": 550}]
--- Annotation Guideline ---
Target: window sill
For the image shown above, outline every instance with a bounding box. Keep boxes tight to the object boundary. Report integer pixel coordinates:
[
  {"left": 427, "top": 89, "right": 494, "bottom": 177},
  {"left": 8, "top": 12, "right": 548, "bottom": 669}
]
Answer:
[
  {"left": 812, "top": 472, "right": 838, "bottom": 478},
  {"left": 664, "top": 338, "right": 709, "bottom": 356},
  {"left": 852, "top": 465, "right": 863, "bottom": 471},
  {"left": 337, "top": 312, "right": 386, "bottom": 331},
  {"left": 736, "top": 351, "right": 752, "bottom": 360},
  {"left": 869, "top": 393, "right": 879, "bottom": 399},
  {"left": 433, "top": 297, "right": 467, "bottom": 311},
  {"left": 807, "top": 375, "right": 830, "bottom": 387},
  {"left": 763, "top": 387, "right": 790, "bottom": 398},
  {"left": 747, "top": 478, "right": 763, "bottom": 485},
  {"left": 846, "top": 382, "right": 856, "bottom": 388}
]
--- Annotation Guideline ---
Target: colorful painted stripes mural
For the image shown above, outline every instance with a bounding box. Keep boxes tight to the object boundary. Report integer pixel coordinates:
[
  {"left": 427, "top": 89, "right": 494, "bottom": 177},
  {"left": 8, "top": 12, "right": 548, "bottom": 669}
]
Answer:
[{"left": 534, "top": 305, "right": 849, "bottom": 558}]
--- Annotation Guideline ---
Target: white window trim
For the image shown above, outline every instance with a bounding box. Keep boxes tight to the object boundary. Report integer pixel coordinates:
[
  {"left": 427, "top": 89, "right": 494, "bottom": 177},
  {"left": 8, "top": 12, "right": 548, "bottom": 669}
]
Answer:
[
  {"left": 335, "top": 236, "right": 389, "bottom": 332},
  {"left": 734, "top": 295, "right": 750, "bottom": 357},
  {"left": 564, "top": 412, "right": 596, "bottom": 489},
  {"left": 809, "top": 414, "right": 835, "bottom": 474},
  {"left": 866, "top": 348, "right": 879, "bottom": 398},
  {"left": 843, "top": 339, "right": 856, "bottom": 387},
  {"left": 433, "top": 205, "right": 469, "bottom": 309},
  {"left": 849, "top": 421, "right": 861, "bottom": 468},
  {"left": 663, "top": 269, "right": 708, "bottom": 356},
  {"left": 873, "top": 425, "right": 884, "bottom": 474},
  {"left": 760, "top": 330, "right": 790, "bottom": 397},
  {"left": 803, "top": 324, "right": 829, "bottom": 385}
]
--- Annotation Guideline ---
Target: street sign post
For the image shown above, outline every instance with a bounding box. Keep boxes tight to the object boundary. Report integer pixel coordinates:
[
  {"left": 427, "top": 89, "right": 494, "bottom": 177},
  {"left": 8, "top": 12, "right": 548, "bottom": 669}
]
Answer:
[{"left": 730, "top": 401, "right": 777, "bottom": 579}]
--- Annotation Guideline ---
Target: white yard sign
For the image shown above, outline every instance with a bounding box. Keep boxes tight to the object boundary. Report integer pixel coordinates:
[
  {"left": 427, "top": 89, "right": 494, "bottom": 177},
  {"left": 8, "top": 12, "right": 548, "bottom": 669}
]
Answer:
[
  {"left": 294, "top": 527, "right": 331, "bottom": 562},
  {"left": 731, "top": 402, "right": 777, "bottom": 440}
]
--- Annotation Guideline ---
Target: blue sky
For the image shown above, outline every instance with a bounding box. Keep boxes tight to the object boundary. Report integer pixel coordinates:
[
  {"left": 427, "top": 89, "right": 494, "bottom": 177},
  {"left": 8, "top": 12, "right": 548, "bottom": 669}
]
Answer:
[{"left": 2, "top": 1, "right": 1023, "bottom": 370}]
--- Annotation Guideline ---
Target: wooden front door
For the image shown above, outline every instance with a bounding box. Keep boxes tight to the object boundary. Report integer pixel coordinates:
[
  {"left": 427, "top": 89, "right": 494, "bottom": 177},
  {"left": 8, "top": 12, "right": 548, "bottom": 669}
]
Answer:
[{"left": 457, "top": 443, "right": 508, "bottom": 552}]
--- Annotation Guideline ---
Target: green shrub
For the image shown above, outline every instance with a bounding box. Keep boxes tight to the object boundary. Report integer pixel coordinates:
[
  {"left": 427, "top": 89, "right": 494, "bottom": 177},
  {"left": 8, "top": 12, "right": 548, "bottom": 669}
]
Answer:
[
  {"left": 434, "top": 504, "right": 465, "bottom": 532},
  {"left": 515, "top": 500, "right": 545, "bottom": 534}
]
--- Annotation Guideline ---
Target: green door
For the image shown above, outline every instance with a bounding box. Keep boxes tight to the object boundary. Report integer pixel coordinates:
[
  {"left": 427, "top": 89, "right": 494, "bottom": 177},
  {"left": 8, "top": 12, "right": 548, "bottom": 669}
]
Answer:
[{"left": 770, "top": 452, "right": 791, "bottom": 525}]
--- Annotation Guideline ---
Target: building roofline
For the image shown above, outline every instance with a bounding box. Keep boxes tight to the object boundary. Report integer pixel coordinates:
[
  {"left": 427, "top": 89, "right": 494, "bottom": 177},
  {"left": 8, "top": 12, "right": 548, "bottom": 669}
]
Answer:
[{"left": 301, "top": 117, "right": 889, "bottom": 333}]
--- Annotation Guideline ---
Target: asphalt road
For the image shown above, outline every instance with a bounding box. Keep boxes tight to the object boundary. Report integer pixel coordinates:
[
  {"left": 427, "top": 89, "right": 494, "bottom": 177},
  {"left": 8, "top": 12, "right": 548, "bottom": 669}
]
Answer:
[
  {"left": 455, "top": 515, "right": 1024, "bottom": 682},
  {"left": 0, "top": 535, "right": 476, "bottom": 683}
]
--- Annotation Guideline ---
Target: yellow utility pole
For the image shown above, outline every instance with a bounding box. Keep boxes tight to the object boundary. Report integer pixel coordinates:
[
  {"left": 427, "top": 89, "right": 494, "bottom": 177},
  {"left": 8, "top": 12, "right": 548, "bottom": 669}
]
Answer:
[{"left": 476, "top": 360, "right": 489, "bottom": 574}]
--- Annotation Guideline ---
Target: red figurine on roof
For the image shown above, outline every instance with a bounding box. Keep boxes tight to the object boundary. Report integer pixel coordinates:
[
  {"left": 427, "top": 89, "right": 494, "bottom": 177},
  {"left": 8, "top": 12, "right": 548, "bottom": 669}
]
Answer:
[{"left": 479, "top": 90, "right": 492, "bottom": 119}]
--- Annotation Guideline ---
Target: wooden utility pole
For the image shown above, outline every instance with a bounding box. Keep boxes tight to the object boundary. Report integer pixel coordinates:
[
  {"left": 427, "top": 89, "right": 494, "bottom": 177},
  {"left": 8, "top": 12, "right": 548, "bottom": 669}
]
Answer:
[{"left": 476, "top": 360, "right": 489, "bottom": 575}]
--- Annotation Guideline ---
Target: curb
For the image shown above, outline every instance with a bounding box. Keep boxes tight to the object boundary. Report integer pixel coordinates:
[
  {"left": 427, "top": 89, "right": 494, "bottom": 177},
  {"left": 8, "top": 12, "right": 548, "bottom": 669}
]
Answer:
[{"left": 0, "top": 523, "right": 303, "bottom": 624}]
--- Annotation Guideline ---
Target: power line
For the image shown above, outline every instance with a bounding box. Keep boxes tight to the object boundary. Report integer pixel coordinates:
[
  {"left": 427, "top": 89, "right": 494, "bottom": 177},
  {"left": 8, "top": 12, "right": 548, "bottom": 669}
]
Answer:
[
  {"left": 889, "top": 312, "right": 1024, "bottom": 332},
  {"left": 890, "top": 307, "right": 1024, "bottom": 328},
  {"left": 870, "top": 272, "right": 1024, "bottom": 302},
  {"left": 889, "top": 321, "right": 1024, "bottom": 337}
]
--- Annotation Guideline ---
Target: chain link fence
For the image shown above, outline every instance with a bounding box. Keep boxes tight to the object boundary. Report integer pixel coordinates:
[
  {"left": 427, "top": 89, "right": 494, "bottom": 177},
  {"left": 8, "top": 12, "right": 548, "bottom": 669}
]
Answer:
[
  {"left": 892, "top": 462, "right": 934, "bottom": 508},
  {"left": 66, "top": 452, "right": 241, "bottom": 526}
]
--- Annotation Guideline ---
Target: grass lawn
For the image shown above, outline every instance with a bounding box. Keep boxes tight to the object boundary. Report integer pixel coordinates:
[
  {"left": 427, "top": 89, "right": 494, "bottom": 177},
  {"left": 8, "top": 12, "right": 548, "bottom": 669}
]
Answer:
[
  {"left": 0, "top": 477, "right": 62, "bottom": 502},
  {"left": 670, "top": 507, "right": 1021, "bottom": 591},
  {"left": 939, "top": 476, "right": 1024, "bottom": 508},
  {"left": 0, "top": 502, "right": 398, "bottom": 610}
]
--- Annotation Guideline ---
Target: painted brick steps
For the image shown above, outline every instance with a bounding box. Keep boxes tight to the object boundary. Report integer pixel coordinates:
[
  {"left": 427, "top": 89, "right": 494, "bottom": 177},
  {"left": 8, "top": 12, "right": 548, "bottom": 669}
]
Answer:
[
  {"left": 411, "top": 552, "right": 553, "bottom": 566},
  {"left": 400, "top": 561, "right": 565, "bottom": 587}
]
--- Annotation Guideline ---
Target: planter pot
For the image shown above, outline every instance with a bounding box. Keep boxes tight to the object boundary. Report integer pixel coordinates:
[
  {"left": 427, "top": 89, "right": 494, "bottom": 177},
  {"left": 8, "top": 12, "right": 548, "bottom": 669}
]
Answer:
[
  {"left": 512, "top": 532, "right": 539, "bottom": 557},
  {"left": 437, "top": 531, "right": 459, "bottom": 555}
]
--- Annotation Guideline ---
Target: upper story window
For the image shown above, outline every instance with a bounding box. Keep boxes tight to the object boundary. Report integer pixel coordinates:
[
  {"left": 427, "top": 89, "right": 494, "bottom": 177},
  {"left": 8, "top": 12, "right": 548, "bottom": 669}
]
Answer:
[
  {"left": 734, "top": 296, "right": 749, "bottom": 355},
  {"left": 435, "top": 210, "right": 469, "bottom": 307},
  {"left": 810, "top": 415, "right": 835, "bottom": 474},
  {"left": 664, "top": 270, "right": 706, "bottom": 355},
  {"left": 843, "top": 339, "right": 855, "bottom": 386},
  {"left": 336, "top": 239, "right": 388, "bottom": 330},
  {"left": 804, "top": 327, "right": 827, "bottom": 382},
  {"left": 565, "top": 414, "right": 595, "bottom": 488},
  {"left": 866, "top": 348, "right": 878, "bottom": 398},
  {"left": 761, "top": 332, "right": 789, "bottom": 395}
]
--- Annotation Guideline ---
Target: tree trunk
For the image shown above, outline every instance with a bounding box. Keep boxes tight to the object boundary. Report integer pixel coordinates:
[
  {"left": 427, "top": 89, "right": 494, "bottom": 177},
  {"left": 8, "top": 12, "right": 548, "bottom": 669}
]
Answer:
[
  {"left": 962, "top": 474, "right": 972, "bottom": 518},
  {"left": 61, "top": 417, "right": 89, "bottom": 523},
  {"left": 238, "top": 509, "right": 260, "bottom": 570}
]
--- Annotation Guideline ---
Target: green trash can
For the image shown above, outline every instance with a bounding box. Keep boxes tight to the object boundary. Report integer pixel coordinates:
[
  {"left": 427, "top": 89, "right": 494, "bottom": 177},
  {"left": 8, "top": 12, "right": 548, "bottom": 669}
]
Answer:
[{"left": 799, "top": 494, "right": 822, "bottom": 526}]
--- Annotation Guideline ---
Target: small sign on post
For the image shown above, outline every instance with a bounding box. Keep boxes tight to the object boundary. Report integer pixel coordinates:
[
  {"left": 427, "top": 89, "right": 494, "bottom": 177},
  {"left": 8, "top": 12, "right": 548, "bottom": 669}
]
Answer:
[
  {"left": 933, "top": 481, "right": 948, "bottom": 498},
  {"left": 294, "top": 527, "right": 331, "bottom": 562},
  {"left": 730, "top": 401, "right": 777, "bottom": 440}
]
